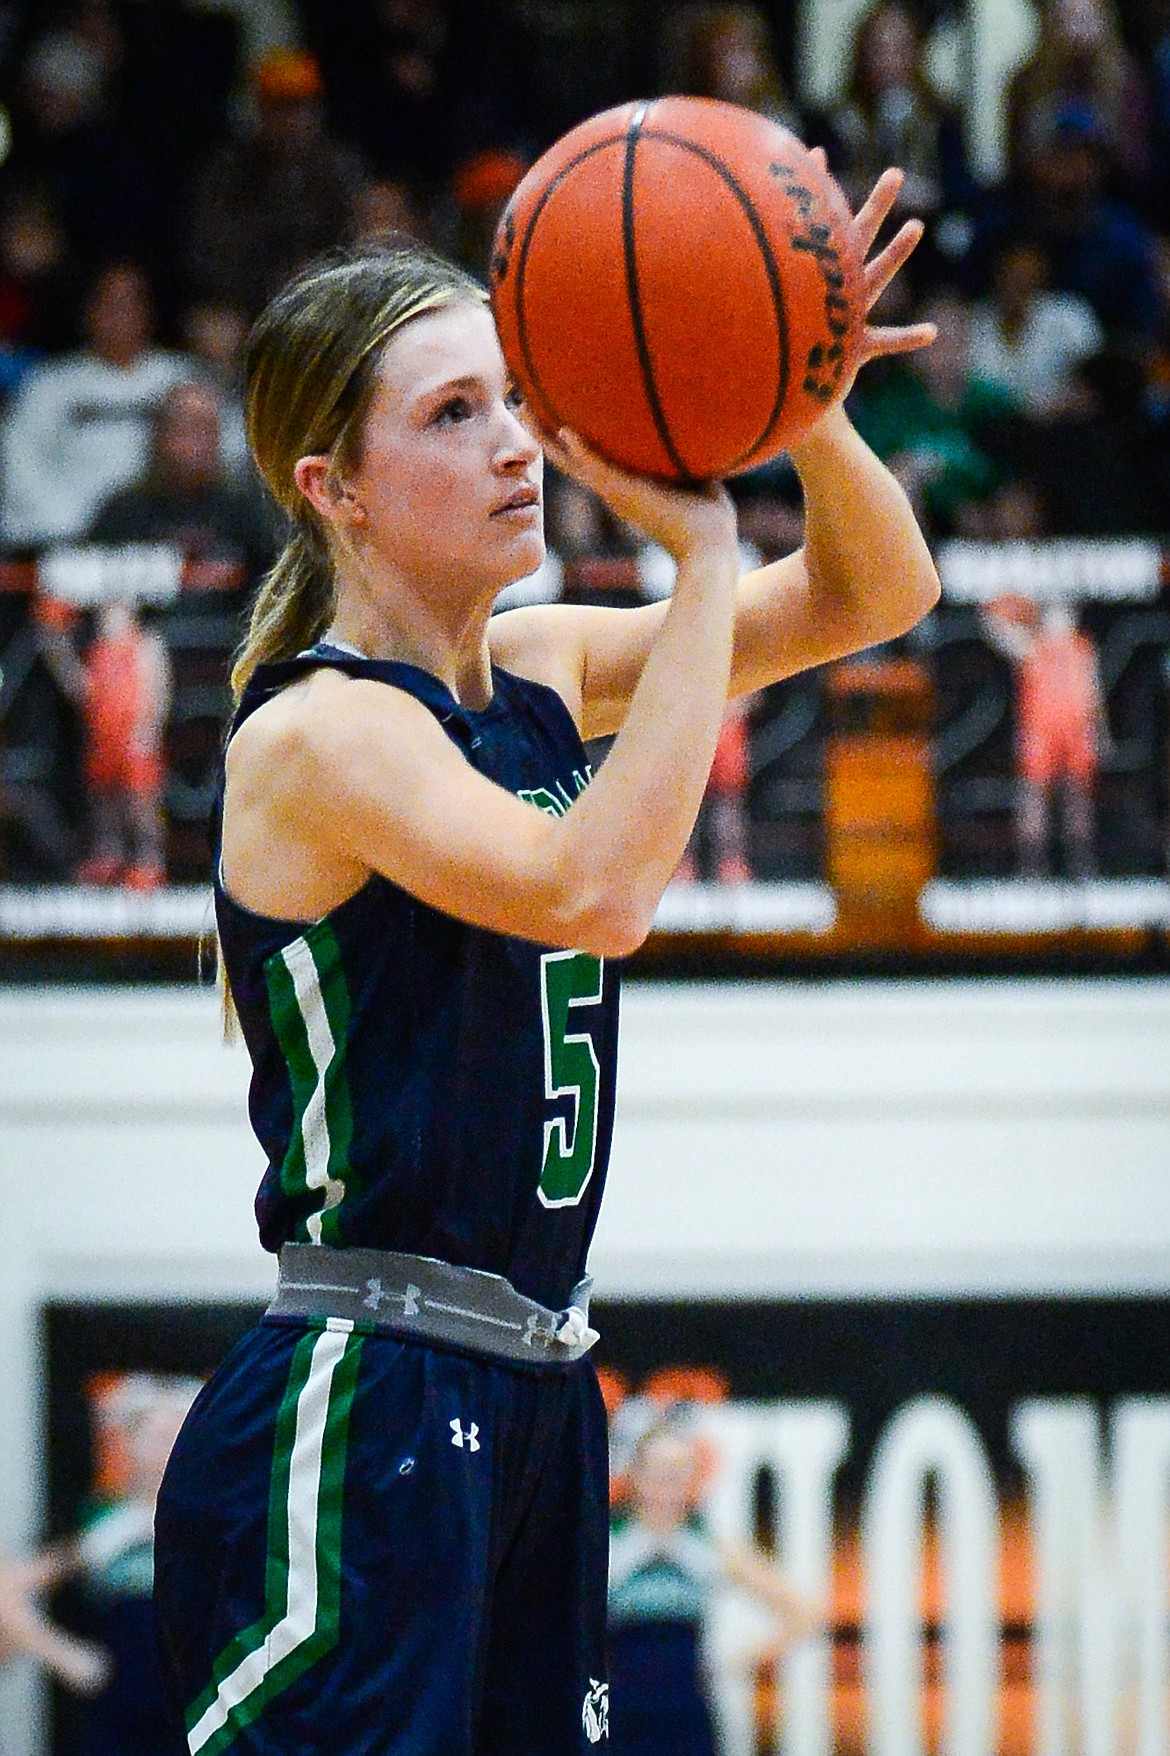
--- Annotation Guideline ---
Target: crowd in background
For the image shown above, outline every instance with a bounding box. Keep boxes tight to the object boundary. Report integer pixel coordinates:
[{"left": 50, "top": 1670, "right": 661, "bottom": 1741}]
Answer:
[{"left": 0, "top": 0, "right": 1167, "bottom": 888}]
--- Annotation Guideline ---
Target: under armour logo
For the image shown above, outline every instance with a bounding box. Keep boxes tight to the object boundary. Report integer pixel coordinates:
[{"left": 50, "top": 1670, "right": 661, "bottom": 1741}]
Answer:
[
  {"left": 523, "top": 1312, "right": 557, "bottom": 1347},
  {"left": 364, "top": 1278, "right": 420, "bottom": 1317},
  {"left": 582, "top": 1678, "right": 609, "bottom": 1742},
  {"left": 450, "top": 1419, "right": 480, "bottom": 1451}
]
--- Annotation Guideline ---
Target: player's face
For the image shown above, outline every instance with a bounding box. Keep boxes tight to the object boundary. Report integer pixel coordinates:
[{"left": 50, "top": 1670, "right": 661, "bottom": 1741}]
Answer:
[
  {"left": 347, "top": 302, "right": 545, "bottom": 600},
  {"left": 632, "top": 1433, "right": 696, "bottom": 1528}
]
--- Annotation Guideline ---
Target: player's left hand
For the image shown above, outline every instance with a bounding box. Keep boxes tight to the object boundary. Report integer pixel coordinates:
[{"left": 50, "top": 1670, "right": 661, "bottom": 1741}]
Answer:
[{"left": 813, "top": 152, "right": 936, "bottom": 387}]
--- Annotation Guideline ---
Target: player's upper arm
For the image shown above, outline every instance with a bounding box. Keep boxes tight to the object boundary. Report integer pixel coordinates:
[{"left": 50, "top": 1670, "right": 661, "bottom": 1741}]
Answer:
[
  {"left": 236, "top": 673, "right": 629, "bottom": 954},
  {"left": 489, "top": 555, "right": 862, "bottom": 739},
  {"left": 489, "top": 599, "right": 669, "bottom": 739}
]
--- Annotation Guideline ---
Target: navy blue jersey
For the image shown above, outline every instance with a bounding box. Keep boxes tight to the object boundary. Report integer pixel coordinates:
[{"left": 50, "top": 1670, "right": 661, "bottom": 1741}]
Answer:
[{"left": 214, "top": 645, "right": 620, "bottom": 1311}]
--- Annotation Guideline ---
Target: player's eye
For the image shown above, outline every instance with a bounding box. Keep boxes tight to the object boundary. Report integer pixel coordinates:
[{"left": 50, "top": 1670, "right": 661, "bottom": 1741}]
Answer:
[
  {"left": 434, "top": 395, "right": 472, "bottom": 424},
  {"left": 505, "top": 382, "right": 526, "bottom": 412}
]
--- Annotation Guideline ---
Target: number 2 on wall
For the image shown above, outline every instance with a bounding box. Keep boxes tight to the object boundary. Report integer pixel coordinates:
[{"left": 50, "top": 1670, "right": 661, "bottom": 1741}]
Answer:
[{"left": 538, "top": 950, "right": 604, "bottom": 1208}]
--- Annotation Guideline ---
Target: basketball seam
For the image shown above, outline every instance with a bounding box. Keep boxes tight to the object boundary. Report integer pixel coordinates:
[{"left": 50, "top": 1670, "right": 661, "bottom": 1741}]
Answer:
[
  {"left": 639, "top": 125, "right": 793, "bottom": 475},
  {"left": 509, "top": 131, "right": 628, "bottom": 439},
  {"left": 621, "top": 103, "right": 691, "bottom": 480}
]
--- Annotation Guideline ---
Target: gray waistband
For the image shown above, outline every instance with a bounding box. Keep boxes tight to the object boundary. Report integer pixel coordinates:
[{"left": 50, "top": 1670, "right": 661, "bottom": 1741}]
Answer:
[{"left": 268, "top": 1243, "right": 600, "bottom": 1365}]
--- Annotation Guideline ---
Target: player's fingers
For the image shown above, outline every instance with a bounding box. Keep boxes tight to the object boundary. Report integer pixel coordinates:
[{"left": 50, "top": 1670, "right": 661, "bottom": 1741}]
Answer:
[
  {"left": 863, "top": 321, "right": 938, "bottom": 359},
  {"left": 539, "top": 424, "right": 583, "bottom": 473},
  {"left": 863, "top": 217, "right": 925, "bottom": 305},
  {"left": 548, "top": 427, "right": 629, "bottom": 492},
  {"left": 853, "top": 167, "right": 903, "bottom": 254},
  {"left": 543, "top": 427, "right": 651, "bottom": 506},
  {"left": 809, "top": 145, "right": 828, "bottom": 174}
]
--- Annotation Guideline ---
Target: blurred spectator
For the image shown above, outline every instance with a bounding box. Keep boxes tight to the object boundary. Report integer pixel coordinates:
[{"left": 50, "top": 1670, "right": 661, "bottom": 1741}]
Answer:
[
  {"left": 981, "top": 594, "right": 1107, "bottom": 875},
  {"left": 1145, "top": 236, "right": 1170, "bottom": 517},
  {"left": 206, "top": 0, "right": 299, "bottom": 65},
  {"left": 968, "top": 236, "right": 1102, "bottom": 417},
  {"left": 114, "top": 0, "right": 240, "bottom": 245},
  {"left": 350, "top": 175, "right": 428, "bottom": 247},
  {"left": 816, "top": 0, "right": 972, "bottom": 221},
  {"left": 7, "top": 23, "right": 158, "bottom": 271},
  {"left": 1143, "top": 0, "right": 1170, "bottom": 226},
  {"left": 676, "top": 698, "right": 757, "bottom": 884},
  {"left": 88, "top": 380, "right": 275, "bottom": 596},
  {"left": 181, "top": 302, "right": 251, "bottom": 480},
  {"left": 733, "top": 472, "right": 805, "bottom": 564},
  {"left": 0, "top": 261, "right": 191, "bottom": 548},
  {"left": 980, "top": 474, "right": 1050, "bottom": 542},
  {"left": 666, "top": 4, "right": 803, "bottom": 132},
  {"left": 849, "top": 289, "right": 1015, "bottom": 534},
  {"left": 186, "top": 47, "right": 365, "bottom": 314},
  {"left": 1005, "top": 0, "right": 1150, "bottom": 196},
  {"left": 0, "top": 185, "right": 80, "bottom": 361},
  {"left": 548, "top": 474, "right": 642, "bottom": 600},
  {"left": 82, "top": 379, "right": 278, "bottom": 886},
  {"left": 990, "top": 347, "right": 1160, "bottom": 533},
  {"left": 68, "top": 1373, "right": 199, "bottom": 1756},
  {"left": 77, "top": 596, "right": 171, "bottom": 889},
  {"left": 971, "top": 103, "right": 1165, "bottom": 344},
  {"left": 489, "top": 0, "right": 643, "bottom": 147},
  {"left": 448, "top": 147, "right": 528, "bottom": 276},
  {"left": 0, "top": 1545, "right": 110, "bottom": 1697},
  {"left": 0, "top": 593, "right": 88, "bottom": 880},
  {"left": 303, "top": 0, "right": 481, "bottom": 188},
  {"left": 608, "top": 1414, "right": 820, "bottom": 1756}
]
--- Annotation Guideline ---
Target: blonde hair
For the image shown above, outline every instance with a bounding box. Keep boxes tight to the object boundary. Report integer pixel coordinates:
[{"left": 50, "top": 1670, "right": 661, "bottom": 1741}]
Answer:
[
  {"left": 216, "top": 242, "right": 484, "bottom": 1026},
  {"left": 232, "top": 240, "right": 486, "bottom": 704}
]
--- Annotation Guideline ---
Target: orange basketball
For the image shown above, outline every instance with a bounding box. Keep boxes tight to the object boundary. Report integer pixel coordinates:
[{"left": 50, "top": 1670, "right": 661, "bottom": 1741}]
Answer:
[{"left": 489, "top": 96, "right": 866, "bottom": 482}]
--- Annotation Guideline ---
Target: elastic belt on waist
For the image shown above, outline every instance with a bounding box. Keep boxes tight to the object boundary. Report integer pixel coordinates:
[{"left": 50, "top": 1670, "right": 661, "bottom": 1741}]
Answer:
[{"left": 267, "top": 1243, "right": 600, "bottom": 1365}]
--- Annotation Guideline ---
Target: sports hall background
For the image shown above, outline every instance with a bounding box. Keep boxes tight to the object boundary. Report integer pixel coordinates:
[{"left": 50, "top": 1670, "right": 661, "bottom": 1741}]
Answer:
[{"left": 0, "top": 2, "right": 1168, "bottom": 1754}]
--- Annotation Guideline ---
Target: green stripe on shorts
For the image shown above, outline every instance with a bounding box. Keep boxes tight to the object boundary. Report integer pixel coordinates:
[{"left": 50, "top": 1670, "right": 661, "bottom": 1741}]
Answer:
[{"left": 184, "top": 1322, "right": 363, "bottom": 1755}]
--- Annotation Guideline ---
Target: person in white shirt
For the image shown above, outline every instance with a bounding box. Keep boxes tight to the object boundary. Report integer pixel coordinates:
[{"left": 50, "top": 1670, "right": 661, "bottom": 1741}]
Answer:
[
  {"left": 0, "top": 261, "right": 192, "bottom": 548},
  {"left": 968, "top": 237, "right": 1102, "bottom": 419}
]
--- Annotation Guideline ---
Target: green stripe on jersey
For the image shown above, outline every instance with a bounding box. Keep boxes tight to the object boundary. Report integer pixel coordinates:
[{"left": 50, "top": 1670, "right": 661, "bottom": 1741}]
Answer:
[
  {"left": 264, "top": 923, "right": 355, "bottom": 1245},
  {"left": 184, "top": 1322, "right": 363, "bottom": 1755}
]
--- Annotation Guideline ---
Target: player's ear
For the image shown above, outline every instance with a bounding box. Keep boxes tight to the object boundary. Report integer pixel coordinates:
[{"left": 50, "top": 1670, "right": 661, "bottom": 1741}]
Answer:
[
  {"left": 293, "top": 454, "right": 334, "bottom": 521},
  {"left": 294, "top": 455, "right": 365, "bottom": 526}
]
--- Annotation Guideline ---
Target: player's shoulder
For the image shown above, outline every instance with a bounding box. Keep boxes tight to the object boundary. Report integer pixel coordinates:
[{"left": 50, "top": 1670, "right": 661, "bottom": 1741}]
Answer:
[{"left": 226, "top": 665, "right": 430, "bottom": 794}]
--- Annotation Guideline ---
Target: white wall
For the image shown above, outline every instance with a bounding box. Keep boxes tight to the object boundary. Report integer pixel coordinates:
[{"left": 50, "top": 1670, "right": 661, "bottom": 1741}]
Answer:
[
  {"left": 2, "top": 978, "right": 1169, "bottom": 1754},
  {"left": 597, "top": 979, "right": 1170, "bottom": 1296}
]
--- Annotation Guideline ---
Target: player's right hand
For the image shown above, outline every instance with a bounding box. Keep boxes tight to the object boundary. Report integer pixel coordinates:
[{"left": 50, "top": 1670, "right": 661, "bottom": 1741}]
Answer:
[{"left": 542, "top": 427, "right": 737, "bottom": 568}]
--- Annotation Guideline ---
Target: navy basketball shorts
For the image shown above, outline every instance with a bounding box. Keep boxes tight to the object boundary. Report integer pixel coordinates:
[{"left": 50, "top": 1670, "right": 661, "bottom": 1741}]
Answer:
[{"left": 154, "top": 1316, "right": 611, "bottom": 1754}]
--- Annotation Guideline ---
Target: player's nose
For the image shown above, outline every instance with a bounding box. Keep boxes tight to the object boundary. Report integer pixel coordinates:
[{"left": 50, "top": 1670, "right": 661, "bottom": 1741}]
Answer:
[{"left": 495, "top": 399, "right": 541, "bottom": 470}]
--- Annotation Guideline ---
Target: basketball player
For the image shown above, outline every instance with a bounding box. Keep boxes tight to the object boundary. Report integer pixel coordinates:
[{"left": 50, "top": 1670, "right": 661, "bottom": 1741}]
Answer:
[{"left": 154, "top": 165, "right": 938, "bottom": 1754}]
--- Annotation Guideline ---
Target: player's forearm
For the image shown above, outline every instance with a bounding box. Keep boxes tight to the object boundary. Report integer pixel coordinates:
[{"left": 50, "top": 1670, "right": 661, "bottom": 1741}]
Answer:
[
  {"left": 790, "top": 405, "right": 939, "bottom": 645},
  {"left": 551, "top": 546, "right": 739, "bottom": 954}
]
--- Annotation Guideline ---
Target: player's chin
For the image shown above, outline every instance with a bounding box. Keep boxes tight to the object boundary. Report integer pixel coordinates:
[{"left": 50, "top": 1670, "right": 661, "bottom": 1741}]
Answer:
[{"left": 489, "top": 520, "right": 545, "bottom": 580}]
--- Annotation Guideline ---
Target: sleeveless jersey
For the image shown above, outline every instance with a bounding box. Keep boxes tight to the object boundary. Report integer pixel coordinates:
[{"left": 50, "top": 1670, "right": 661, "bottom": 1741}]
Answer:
[{"left": 214, "top": 644, "right": 620, "bottom": 1311}]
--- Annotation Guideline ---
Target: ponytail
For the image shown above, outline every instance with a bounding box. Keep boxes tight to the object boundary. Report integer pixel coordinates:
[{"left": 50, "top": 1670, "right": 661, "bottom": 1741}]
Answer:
[
  {"left": 230, "top": 519, "right": 335, "bottom": 704},
  {"left": 217, "top": 520, "right": 334, "bottom": 1033}
]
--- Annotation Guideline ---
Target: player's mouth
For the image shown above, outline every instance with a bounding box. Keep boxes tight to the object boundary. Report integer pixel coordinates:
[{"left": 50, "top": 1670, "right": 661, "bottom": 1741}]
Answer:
[{"left": 491, "top": 484, "right": 541, "bottom": 518}]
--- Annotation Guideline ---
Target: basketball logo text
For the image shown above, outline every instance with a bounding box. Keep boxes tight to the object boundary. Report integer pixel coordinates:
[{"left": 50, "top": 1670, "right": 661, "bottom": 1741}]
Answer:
[
  {"left": 769, "top": 162, "right": 851, "bottom": 404},
  {"left": 491, "top": 205, "right": 516, "bottom": 287}
]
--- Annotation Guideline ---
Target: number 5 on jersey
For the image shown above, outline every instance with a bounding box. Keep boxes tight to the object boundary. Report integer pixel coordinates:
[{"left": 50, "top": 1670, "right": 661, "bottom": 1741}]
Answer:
[{"left": 538, "top": 950, "right": 604, "bottom": 1207}]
